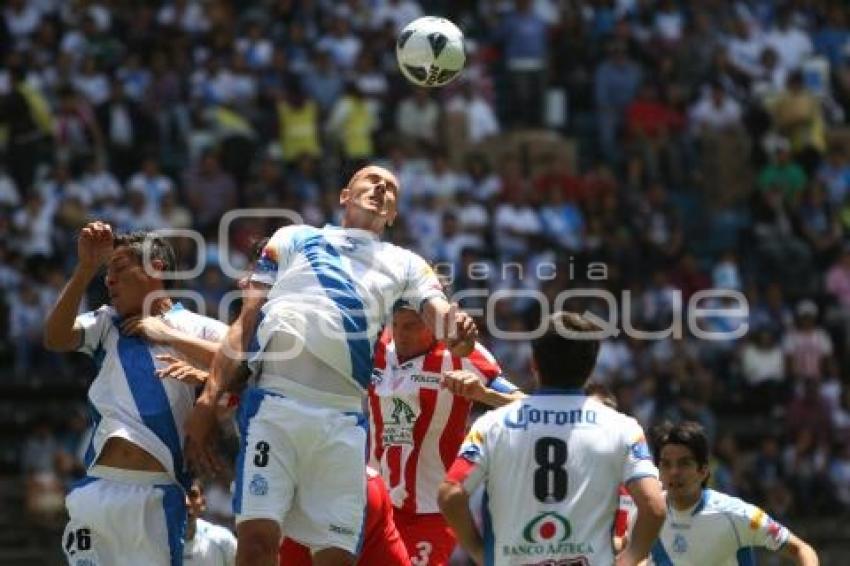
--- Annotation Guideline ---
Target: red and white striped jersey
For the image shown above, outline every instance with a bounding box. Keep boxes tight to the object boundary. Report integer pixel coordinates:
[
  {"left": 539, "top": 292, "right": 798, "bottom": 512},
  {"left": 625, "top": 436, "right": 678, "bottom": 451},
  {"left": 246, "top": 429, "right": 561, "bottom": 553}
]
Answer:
[{"left": 368, "top": 337, "right": 512, "bottom": 515}]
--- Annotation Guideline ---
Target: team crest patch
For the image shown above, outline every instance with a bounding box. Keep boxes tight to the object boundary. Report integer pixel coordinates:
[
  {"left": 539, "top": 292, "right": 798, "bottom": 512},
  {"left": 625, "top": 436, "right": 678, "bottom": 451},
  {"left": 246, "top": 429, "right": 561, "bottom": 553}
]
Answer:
[
  {"left": 672, "top": 533, "right": 688, "bottom": 554},
  {"left": 249, "top": 474, "right": 268, "bottom": 496}
]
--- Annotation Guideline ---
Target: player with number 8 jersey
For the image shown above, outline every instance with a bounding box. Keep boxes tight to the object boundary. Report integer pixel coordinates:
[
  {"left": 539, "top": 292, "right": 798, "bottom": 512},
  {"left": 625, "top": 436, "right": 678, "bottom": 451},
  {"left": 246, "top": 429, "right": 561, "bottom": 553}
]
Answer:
[{"left": 439, "top": 312, "right": 667, "bottom": 566}]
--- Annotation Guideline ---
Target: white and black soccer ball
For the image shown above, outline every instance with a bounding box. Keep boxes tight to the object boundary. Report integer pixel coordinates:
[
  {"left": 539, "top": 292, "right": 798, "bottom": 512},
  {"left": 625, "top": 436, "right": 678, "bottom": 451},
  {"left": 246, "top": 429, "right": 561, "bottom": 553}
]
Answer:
[{"left": 396, "top": 16, "right": 466, "bottom": 88}]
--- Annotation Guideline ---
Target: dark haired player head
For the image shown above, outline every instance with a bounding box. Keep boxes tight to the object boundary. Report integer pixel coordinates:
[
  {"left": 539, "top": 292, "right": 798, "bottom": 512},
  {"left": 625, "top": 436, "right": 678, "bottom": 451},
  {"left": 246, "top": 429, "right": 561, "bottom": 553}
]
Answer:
[
  {"left": 653, "top": 421, "right": 710, "bottom": 510},
  {"left": 531, "top": 312, "right": 601, "bottom": 390}
]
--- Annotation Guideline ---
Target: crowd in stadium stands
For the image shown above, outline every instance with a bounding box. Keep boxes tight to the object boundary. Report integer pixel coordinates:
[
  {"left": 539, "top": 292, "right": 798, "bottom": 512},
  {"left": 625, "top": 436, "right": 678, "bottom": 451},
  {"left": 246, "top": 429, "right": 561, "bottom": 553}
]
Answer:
[{"left": 4, "top": 0, "right": 850, "bottom": 539}]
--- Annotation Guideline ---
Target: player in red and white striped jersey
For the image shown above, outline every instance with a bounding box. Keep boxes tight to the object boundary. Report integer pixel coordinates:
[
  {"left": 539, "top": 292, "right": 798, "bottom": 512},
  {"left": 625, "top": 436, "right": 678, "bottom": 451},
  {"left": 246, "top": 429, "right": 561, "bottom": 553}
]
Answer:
[{"left": 368, "top": 304, "right": 523, "bottom": 565}]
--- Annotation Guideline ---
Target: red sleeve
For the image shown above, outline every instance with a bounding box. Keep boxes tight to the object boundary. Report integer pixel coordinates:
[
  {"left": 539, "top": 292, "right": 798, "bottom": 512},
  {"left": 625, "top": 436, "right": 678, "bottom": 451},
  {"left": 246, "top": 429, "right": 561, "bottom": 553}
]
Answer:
[
  {"left": 445, "top": 456, "right": 477, "bottom": 485},
  {"left": 464, "top": 343, "right": 502, "bottom": 383}
]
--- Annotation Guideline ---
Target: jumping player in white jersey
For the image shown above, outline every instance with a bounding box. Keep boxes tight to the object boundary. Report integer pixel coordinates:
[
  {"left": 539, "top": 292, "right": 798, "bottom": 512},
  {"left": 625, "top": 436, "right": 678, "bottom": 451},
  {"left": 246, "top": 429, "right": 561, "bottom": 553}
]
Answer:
[
  {"left": 185, "top": 165, "right": 478, "bottom": 566},
  {"left": 44, "top": 222, "right": 227, "bottom": 565},
  {"left": 184, "top": 480, "right": 237, "bottom": 566},
  {"left": 369, "top": 304, "right": 523, "bottom": 565},
  {"left": 650, "top": 421, "right": 819, "bottom": 566},
  {"left": 439, "top": 312, "right": 667, "bottom": 566}
]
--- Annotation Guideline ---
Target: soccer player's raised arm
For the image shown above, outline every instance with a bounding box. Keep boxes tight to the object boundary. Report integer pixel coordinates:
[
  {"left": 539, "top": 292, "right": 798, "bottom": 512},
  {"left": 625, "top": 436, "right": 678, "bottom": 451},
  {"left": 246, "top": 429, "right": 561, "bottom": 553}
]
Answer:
[
  {"left": 780, "top": 533, "right": 819, "bottom": 565},
  {"left": 421, "top": 299, "right": 478, "bottom": 357},
  {"left": 44, "top": 221, "right": 113, "bottom": 352}
]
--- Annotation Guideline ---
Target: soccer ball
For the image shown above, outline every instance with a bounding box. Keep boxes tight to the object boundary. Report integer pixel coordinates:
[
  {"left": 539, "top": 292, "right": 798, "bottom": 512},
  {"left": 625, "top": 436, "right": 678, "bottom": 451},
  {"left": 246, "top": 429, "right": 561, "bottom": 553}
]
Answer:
[{"left": 396, "top": 16, "right": 466, "bottom": 88}]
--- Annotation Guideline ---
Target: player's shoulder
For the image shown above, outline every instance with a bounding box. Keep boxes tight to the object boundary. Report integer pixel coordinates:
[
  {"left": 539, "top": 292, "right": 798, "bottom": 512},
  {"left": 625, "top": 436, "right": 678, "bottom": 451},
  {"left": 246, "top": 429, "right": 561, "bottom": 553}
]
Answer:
[
  {"left": 165, "top": 303, "right": 227, "bottom": 338},
  {"left": 83, "top": 305, "right": 116, "bottom": 320},
  {"left": 475, "top": 397, "right": 524, "bottom": 430},
  {"left": 701, "top": 489, "right": 759, "bottom": 518}
]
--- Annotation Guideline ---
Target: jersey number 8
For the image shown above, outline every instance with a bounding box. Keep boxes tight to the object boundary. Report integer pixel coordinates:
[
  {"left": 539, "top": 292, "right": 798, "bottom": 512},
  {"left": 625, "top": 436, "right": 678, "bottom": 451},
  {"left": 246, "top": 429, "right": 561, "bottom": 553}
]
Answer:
[{"left": 534, "top": 437, "right": 568, "bottom": 503}]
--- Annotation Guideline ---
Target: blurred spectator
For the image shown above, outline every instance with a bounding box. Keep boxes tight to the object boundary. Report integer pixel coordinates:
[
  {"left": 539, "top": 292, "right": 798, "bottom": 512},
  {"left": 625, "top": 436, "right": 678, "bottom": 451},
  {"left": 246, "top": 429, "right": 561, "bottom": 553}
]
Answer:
[
  {"left": 127, "top": 156, "right": 173, "bottom": 216},
  {"left": 326, "top": 83, "right": 377, "bottom": 169},
  {"left": 183, "top": 150, "right": 237, "bottom": 233},
  {"left": 771, "top": 71, "right": 827, "bottom": 176},
  {"left": 496, "top": 0, "right": 549, "bottom": 128},
  {"left": 758, "top": 136, "right": 807, "bottom": 201},
  {"left": 445, "top": 80, "right": 501, "bottom": 145},
  {"left": 276, "top": 84, "right": 321, "bottom": 164},
  {"left": 595, "top": 41, "right": 642, "bottom": 162},
  {"left": 96, "top": 78, "right": 155, "bottom": 181},
  {"left": 22, "top": 419, "right": 64, "bottom": 522},
  {"left": 816, "top": 144, "right": 850, "bottom": 206},
  {"left": 689, "top": 81, "right": 744, "bottom": 135},
  {"left": 740, "top": 327, "right": 786, "bottom": 413},
  {"left": 765, "top": 8, "right": 814, "bottom": 75},
  {"left": 301, "top": 48, "right": 345, "bottom": 114},
  {"left": 784, "top": 300, "right": 833, "bottom": 382},
  {"left": 395, "top": 88, "right": 439, "bottom": 152}
]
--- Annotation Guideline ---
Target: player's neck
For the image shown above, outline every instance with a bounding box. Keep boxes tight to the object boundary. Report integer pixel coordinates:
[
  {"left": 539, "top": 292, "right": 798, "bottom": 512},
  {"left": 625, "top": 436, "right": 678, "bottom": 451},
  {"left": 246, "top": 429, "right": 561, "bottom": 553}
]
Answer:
[
  {"left": 186, "top": 517, "right": 196, "bottom": 541},
  {"left": 671, "top": 489, "right": 703, "bottom": 512},
  {"left": 396, "top": 340, "right": 437, "bottom": 363},
  {"left": 341, "top": 210, "right": 385, "bottom": 235}
]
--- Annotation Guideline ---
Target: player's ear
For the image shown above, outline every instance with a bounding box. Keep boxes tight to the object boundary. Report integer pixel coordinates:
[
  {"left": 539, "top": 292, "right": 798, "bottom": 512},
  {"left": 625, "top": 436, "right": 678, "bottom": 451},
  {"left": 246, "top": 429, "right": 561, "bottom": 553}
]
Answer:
[
  {"left": 340, "top": 187, "right": 351, "bottom": 206},
  {"left": 149, "top": 258, "right": 167, "bottom": 278}
]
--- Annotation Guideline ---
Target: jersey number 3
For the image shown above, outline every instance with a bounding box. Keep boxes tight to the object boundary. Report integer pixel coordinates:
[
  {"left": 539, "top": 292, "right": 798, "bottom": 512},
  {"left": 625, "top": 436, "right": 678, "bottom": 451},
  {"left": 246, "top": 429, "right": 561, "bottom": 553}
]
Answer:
[{"left": 534, "top": 437, "right": 568, "bottom": 503}]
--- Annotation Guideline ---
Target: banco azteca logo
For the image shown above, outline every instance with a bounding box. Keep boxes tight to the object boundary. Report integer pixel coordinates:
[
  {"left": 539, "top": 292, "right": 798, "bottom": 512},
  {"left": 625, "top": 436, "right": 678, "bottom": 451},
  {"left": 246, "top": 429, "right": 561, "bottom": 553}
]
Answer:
[{"left": 523, "top": 511, "right": 571, "bottom": 543}]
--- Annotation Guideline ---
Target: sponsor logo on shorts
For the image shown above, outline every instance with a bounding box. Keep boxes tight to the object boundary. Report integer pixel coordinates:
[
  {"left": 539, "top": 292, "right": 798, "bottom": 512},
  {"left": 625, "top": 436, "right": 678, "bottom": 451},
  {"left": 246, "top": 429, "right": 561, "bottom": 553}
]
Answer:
[
  {"left": 249, "top": 473, "right": 268, "bottom": 496},
  {"left": 330, "top": 524, "right": 356, "bottom": 536}
]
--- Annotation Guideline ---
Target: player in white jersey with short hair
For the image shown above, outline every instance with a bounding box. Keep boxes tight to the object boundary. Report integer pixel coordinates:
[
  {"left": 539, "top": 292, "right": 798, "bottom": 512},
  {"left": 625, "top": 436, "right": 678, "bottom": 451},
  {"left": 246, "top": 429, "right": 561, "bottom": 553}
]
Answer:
[
  {"left": 44, "top": 222, "right": 227, "bottom": 565},
  {"left": 439, "top": 312, "right": 667, "bottom": 566},
  {"left": 186, "top": 165, "right": 478, "bottom": 566},
  {"left": 184, "top": 480, "right": 237, "bottom": 566},
  {"left": 650, "top": 421, "right": 819, "bottom": 566}
]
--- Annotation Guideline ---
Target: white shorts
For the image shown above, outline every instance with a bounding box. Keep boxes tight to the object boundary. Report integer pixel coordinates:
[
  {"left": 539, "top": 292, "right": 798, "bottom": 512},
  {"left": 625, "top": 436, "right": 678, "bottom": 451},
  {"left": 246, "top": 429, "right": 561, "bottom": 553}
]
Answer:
[
  {"left": 62, "top": 465, "right": 185, "bottom": 566},
  {"left": 235, "top": 387, "right": 367, "bottom": 555}
]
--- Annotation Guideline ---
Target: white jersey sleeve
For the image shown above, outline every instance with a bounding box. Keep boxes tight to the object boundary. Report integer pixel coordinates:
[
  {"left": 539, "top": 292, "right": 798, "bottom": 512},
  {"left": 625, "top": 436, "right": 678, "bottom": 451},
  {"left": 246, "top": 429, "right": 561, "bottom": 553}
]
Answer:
[
  {"left": 620, "top": 416, "right": 658, "bottom": 484},
  {"left": 400, "top": 250, "right": 445, "bottom": 311},
  {"left": 75, "top": 306, "right": 114, "bottom": 357},
  {"left": 725, "top": 499, "right": 790, "bottom": 551},
  {"left": 250, "top": 225, "right": 303, "bottom": 286},
  {"left": 447, "top": 408, "right": 500, "bottom": 493}
]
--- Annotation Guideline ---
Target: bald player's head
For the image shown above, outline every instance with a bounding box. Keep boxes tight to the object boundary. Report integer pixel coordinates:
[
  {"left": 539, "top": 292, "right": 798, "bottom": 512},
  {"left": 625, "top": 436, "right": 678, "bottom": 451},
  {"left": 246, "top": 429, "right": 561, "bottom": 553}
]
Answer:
[{"left": 339, "top": 165, "right": 400, "bottom": 233}]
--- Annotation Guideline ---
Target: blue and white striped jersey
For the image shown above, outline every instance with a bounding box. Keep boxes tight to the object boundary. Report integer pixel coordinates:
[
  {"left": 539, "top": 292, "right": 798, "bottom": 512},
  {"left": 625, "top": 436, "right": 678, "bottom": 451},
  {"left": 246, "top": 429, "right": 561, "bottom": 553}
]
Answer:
[
  {"left": 76, "top": 303, "right": 227, "bottom": 487},
  {"left": 251, "top": 224, "right": 445, "bottom": 391},
  {"left": 650, "top": 489, "right": 790, "bottom": 566}
]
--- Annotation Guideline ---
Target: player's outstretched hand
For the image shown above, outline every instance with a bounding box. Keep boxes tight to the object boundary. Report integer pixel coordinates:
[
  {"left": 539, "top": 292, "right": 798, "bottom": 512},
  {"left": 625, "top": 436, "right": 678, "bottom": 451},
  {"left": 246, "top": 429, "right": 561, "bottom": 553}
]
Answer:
[
  {"left": 78, "top": 220, "right": 113, "bottom": 272},
  {"left": 121, "top": 315, "right": 175, "bottom": 343},
  {"left": 445, "top": 303, "right": 477, "bottom": 357},
  {"left": 156, "top": 354, "right": 208, "bottom": 386},
  {"left": 442, "top": 370, "right": 486, "bottom": 403},
  {"left": 184, "top": 402, "right": 226, "bottom": 477}
]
